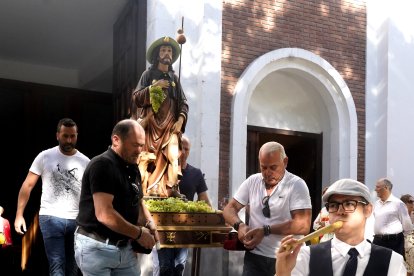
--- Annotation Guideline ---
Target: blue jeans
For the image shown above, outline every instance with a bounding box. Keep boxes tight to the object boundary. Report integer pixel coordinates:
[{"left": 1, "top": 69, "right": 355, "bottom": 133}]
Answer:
[
  {"left": 74, "top": 232, "right": 140, "bottom": 276},
  {"left": 38, "top": 215, "right": 78, "bottom": 276},
  {"left": 157, "top": 248, "right": 188, "bottom": 276}
]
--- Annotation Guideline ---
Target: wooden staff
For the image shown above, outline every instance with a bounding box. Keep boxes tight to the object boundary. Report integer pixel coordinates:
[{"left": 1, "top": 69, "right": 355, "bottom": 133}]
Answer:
[{"left": 176, "top": 16, "right": 186, "bottom": 85}]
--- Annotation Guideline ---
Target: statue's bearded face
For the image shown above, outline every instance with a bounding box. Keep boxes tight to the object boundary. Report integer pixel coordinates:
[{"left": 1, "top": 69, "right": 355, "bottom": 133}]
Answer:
[{"left": 158, "top": 45, "right": 173, "bottom": 65}]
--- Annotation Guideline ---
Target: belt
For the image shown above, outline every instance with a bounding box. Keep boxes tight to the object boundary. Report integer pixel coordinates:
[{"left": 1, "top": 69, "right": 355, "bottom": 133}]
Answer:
[
  {"left": 76, "top": 226, "right": 129, "bottom": 247},
  {"left": 373, "top": 232, "right": 403, "bottom": 241}
]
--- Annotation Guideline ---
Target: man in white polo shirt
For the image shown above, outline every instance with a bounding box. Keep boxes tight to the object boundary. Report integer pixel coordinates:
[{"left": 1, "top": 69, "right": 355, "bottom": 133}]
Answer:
[{"left": 223, "top": 141, "right": 312, "bottom": 276}]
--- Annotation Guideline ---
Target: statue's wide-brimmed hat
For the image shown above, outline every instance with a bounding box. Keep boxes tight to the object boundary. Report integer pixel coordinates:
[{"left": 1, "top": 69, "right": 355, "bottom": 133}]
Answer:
[{"left": 146, "top": 36, "right": 181, "bottom": 64}]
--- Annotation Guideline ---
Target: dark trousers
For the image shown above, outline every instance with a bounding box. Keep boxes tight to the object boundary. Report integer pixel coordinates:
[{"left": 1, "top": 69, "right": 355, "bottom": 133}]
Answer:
[
  {"left": 158, "top": 248, "right": 188, "bottom": 276},
  {"left": 372, "top": 232, "right": 405, "bottom": 258},
  {"left": 242, "top": 251, "right": 276, "bottom": 276}
]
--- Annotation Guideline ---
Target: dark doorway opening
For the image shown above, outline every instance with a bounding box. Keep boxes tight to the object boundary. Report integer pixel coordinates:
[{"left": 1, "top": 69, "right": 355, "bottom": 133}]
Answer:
[
  {"left": 113, "top": 0, "right": 147, "bottom": 122},
  {"left": 247, "top": 126, "right": 323, "bottom": 227},
  {"left": 0, "top": 78, "right": 113, "bottom": 275}
]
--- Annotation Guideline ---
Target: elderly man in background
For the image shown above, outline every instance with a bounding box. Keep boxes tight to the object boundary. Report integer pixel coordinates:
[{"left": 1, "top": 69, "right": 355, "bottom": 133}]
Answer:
[{"left": 373, "top": 178, "right": 413, "bottom": 257}]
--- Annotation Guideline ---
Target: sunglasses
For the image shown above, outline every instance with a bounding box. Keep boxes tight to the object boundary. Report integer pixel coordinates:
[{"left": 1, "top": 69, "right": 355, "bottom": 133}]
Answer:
[
  {"left": 262, "top": 196, "right": 270, "bottom": 218},
  {"left": 131, "top": 183, "right": 140, "bottom": 206}
]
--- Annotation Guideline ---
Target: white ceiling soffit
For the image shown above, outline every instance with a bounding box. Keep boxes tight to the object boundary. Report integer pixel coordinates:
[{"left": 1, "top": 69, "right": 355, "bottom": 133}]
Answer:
[{"left": 0, "top": 0, "right": 128, "bottom": 69}]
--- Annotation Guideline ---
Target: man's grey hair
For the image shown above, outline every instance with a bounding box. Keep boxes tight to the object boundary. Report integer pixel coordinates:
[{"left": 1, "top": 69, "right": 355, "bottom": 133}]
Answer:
[
  {"left": 379, "top": 178, "right": 393, "bottom": 191},
  {"left": 258, "top": 141, "right": 287, "bottom": 161}
]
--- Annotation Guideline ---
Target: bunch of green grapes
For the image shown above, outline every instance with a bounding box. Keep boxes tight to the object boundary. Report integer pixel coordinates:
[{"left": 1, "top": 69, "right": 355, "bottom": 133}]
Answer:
[
  {"left": 149, "top": 85, "right": 166, "bottom": 113},
  {"left": 145, "top": 197, "right": 215, "bottom": 213},
  {"left": 184, "top": 200, "right": 215, "bottom": 213}
]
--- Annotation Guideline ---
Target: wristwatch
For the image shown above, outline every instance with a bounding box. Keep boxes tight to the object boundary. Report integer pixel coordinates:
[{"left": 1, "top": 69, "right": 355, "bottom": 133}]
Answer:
[{"left": 233, "top": 220, "right": 244, "bottom": 231}]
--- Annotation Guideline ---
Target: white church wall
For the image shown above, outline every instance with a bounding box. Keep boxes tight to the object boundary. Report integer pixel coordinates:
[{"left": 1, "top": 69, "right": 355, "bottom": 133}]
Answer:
[{"left": 366, "top": 0, "right": 414, "bottom": 197}]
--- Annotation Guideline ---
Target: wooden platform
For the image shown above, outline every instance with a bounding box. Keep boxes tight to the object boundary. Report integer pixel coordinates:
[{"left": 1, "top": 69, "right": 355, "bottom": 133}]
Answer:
[{"left": 150, "top": 212, "right": 231, "bottom": 248}]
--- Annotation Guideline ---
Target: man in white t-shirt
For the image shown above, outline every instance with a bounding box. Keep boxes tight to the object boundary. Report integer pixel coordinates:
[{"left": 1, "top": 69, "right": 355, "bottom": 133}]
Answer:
[
  {"left": 223, "top": 141, "right": 312, "bottom": 276},
  {"left": 15, "top": 118, "right": 90, "bottom": 276}
]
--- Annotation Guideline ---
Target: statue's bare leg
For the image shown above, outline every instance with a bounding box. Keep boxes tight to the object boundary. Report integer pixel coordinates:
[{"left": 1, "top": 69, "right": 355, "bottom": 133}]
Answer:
[
  {"left": 137, "top": 151, "right": 156, "bottom": 196},
  {"left": 166, "top": 133, "right": 180, "bottom": 185},
  {"left": 166, "top": 133, "right": 185, "bottom": 197}
]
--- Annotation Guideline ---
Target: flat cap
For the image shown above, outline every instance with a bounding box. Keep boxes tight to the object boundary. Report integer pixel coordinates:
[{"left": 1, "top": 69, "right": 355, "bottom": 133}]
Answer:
[{"left": 322, "top": 178, "right": 373, "bottom": 204}]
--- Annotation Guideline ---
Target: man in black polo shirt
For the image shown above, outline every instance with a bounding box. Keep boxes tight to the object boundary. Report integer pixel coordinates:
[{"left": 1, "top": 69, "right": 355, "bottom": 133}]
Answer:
[{"left": 75, "top": 119, "right": 158, "bottom": 275}]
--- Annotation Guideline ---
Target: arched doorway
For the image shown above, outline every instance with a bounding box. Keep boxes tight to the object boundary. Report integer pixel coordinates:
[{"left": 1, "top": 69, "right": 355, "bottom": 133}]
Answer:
[{"left": 230, "top": 48, "right": 358, "bottom": 208}]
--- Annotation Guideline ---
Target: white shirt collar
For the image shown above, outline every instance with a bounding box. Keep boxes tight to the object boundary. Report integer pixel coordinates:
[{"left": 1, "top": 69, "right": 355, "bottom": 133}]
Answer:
[{"left": 331, "top": 236, "right": 370, "bottom": 258}]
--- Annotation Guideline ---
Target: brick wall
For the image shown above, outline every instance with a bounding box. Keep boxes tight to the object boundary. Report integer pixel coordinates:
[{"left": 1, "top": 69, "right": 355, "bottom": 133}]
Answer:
[{"left": 220, "top": 0, "right": 366, "bottom": 199}]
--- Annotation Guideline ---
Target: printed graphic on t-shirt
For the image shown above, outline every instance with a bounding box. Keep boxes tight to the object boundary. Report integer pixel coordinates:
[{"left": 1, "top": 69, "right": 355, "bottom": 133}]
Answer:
[{"left": 50, "top": 163, "right": 81, "bottom": 202}]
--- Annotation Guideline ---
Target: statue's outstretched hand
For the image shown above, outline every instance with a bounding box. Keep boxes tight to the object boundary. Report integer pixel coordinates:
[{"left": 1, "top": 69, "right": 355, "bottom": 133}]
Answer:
[{"left": 172, "top": 116, "right": 184, "bottom": 134}]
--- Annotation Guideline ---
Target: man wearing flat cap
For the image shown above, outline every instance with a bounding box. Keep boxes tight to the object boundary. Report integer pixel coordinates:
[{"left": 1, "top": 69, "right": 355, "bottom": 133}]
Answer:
[
  {"left": 132, "top": 36, "right": 188, "bottom": 198},
  {"left": 276, "top": 179, "right": 406, "bottom": 276}
]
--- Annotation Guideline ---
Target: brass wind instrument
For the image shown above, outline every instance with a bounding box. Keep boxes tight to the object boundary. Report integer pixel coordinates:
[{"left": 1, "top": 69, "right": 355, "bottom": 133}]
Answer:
[{"left": 282, "top": 220, "right": 343, "bottom": 252}]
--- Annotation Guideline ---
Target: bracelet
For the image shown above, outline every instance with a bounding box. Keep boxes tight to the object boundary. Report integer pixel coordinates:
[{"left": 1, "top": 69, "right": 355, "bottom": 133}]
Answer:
[
  {"left": 135, "top": 226, "right": 143, "bottom": 240},
  {"left": 263, "top": 225, "right": 271, "bottom": 236},
  {"left": 233, "top": 220, "right": 243, "bottom": 231}
]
